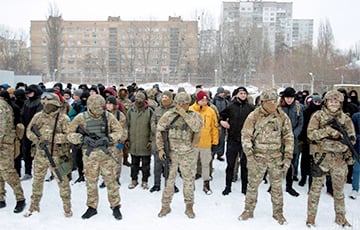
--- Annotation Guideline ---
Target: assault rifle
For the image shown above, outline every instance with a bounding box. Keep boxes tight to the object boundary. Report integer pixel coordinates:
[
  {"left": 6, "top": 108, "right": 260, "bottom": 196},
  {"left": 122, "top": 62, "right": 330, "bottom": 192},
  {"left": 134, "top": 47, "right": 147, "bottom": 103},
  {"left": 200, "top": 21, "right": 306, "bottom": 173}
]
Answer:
[
  {"left": 76, "top": 125, "right": 110, "bottom": 156},
  {"left": 159, "top": 115, "right": 181, "bottom": 163},
  {"left": 31, "top": 125, "right": 63, "bottom": 182},
  {"left": 328, "top": 118, "right": 360, "bottom": 164},
  {"left": 76, "top": 125, "right": 119, "bottom": 164},
  {"left": 160, "top": 130, "right": 171, "bottom": 163}
]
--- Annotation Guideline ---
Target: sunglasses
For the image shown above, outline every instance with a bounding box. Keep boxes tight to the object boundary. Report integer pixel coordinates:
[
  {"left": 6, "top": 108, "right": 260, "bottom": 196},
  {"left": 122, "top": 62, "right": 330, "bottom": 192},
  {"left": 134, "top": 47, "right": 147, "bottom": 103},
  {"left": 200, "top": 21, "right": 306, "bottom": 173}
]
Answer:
[{"left": 41, "top": 92, "right": 57, "bottom": 100}]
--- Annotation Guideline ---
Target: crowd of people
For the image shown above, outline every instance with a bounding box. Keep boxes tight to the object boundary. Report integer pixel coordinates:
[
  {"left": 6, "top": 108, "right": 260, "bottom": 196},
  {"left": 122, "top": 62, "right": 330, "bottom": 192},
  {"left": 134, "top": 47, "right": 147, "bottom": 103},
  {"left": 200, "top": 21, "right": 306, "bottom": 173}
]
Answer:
[{"left": 0, "top": 81, "right": 359, "bottom": 227}]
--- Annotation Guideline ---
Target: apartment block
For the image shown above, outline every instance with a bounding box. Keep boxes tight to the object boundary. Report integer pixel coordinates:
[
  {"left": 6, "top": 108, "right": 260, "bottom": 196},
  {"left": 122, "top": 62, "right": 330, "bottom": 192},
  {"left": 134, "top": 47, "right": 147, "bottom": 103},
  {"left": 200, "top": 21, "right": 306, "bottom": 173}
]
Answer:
[
  {"left": 30, "top": 16, "right": 199, "bottom": 85},
  {"left": 292, "top": 19, "right": 314, "bottom": 47}
]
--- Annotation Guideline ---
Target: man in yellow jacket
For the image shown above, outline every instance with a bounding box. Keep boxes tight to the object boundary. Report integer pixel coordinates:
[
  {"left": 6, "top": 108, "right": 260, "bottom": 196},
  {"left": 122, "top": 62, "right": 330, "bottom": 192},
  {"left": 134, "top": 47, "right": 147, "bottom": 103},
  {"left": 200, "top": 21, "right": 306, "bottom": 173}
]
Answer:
[{"left": 189, "top": 90, "right": 219, "bottom": 194}]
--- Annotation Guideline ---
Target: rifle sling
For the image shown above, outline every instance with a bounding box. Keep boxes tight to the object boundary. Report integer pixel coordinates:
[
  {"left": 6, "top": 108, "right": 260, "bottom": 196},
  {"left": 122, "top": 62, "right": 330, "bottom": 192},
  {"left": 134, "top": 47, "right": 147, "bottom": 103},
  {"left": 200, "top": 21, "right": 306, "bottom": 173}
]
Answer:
[{"left": 50, "top": 113, "right": 60, "bottom": 156}]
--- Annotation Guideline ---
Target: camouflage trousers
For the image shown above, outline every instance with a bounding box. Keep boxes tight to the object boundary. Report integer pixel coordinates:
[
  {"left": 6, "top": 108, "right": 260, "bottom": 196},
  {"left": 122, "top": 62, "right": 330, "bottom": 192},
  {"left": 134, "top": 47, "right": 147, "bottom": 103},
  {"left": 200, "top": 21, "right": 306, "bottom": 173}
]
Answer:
[
  {"left": 161, "top": 149, "right": 197, "bottom": 206},
  {"left": 107, "top": 147, "right": 123, "bottom": 179},
  {"left": 0, "top": 143, "right": 25, "bottom": 202},
  {"left": 30, "top": 153, "right": 71, "bottom": 212},
  {"left": 83, "top": 149, "right": 120, "bottom": 209},
  {"left": 307, "top": 156, "right": 347, "bottom": 217},
  {"left": 245, "top": 156, "right": 284, "bottom": 216}
]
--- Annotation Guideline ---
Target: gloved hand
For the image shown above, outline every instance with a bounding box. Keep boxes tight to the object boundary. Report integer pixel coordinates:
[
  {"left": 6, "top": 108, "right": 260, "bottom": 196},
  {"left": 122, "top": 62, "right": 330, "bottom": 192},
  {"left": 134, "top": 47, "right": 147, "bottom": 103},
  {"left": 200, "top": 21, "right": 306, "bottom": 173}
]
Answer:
[
  {"left": 325, "top": 126, "right": 342, "bottom": 139},
  {"left": 175, "top": 105, "right": 187, "bottom": 118},
  {"left": 124, "top": 140, "right": 130, "bottom": 149},
  {"left": 94, "top": 137, "right": 111, "bottom": 147},
  {"left": 36, "top": 133, "right": 51, "bottom": 146},
  {"left": 146, "top": 141, "right": 152, "bottom": 150},
  {"left": 82, "top": 136, "right": 96, "bottom": 147},
  {"left": 159, "top": 149, "right": 166, "bottom": 161},
  {"left": 280, "top": 159, "right": 291, "bottom": 172}
]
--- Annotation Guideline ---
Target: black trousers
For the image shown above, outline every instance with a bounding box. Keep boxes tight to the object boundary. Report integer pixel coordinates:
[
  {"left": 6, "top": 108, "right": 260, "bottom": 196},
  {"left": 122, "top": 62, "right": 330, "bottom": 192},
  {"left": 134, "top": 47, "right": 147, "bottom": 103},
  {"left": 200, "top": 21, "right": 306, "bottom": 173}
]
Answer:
[
  {"left": 225, "top": 140, "right": 247, "bottom": 192},
  {"left": 131, "top": 155, "right": 151, "bottom": 182}
]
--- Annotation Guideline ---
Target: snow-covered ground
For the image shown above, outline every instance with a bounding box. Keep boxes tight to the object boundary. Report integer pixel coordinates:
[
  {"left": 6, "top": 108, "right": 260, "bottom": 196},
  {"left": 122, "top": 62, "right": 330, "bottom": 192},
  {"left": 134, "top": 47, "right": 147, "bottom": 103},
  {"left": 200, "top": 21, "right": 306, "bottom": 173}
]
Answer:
[{"left": 2, "top": 158, "right": 360, "bottom": 230}]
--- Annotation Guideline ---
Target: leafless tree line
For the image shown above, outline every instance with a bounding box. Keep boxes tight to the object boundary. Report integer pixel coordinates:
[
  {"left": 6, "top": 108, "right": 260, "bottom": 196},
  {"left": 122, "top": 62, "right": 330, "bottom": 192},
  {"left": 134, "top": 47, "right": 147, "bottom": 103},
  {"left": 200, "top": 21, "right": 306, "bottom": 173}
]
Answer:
[{"left": 1, "top": 6, "right": 359, "bottom": 92}]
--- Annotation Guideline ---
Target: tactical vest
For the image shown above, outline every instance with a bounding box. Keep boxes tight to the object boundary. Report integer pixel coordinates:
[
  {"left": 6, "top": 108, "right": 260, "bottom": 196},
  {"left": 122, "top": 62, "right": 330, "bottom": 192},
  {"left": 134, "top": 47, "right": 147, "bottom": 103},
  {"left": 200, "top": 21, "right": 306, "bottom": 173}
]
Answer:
[{"left": 83, "top": 112, "right": 107, "bottom": 138}]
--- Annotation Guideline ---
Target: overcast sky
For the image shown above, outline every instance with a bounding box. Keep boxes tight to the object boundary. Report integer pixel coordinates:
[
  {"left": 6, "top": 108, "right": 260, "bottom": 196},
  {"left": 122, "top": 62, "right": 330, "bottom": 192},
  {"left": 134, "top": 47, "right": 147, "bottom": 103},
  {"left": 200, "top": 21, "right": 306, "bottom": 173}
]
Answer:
[{"left": 1, "top": 0, "right": 359, "bottom": 50}]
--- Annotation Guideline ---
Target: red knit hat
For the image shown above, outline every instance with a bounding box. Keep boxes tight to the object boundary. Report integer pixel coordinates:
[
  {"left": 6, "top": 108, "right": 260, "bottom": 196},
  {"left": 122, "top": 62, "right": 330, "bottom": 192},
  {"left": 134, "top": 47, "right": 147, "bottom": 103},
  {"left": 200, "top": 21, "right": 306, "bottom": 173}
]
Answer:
[{"left": 196, "top": 90, "right": 208, "bottom": 103}]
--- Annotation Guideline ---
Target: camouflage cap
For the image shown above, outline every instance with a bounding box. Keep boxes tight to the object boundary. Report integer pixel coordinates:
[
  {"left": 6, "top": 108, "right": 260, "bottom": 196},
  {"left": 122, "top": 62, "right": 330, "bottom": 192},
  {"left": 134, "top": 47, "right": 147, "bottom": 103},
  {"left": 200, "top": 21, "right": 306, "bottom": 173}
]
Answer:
[
  {"left": 324, "top": 90, "right": 344, "bottom": 102},
  {"left": 174, "top": 92, "right": 191, "bottom": 104},
  {"left": 40, "top": 92, "right": 61, "bottom": 107},
  {"left": 260, "top": 89, "right": 278, "bottom": 101}
]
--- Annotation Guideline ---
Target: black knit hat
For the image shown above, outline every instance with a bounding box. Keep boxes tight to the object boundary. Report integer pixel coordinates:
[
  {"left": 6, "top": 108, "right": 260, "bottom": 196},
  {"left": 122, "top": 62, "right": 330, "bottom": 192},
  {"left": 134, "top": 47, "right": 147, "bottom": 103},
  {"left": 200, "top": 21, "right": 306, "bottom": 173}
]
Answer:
[
  {"left": 232, "top": 86, "right": 248, "bottom": 97},
  {"left": 106, "top": 96, "right": 117, "bottom": 105}
]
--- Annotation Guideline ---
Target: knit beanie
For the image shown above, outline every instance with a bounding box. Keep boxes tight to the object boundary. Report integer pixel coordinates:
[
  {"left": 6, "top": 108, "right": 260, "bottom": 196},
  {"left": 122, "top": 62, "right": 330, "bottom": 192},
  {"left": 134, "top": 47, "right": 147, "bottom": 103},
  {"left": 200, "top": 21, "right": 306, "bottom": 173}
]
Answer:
[{"left": 196, "top": 90, "right": 209, "bottom": 103}]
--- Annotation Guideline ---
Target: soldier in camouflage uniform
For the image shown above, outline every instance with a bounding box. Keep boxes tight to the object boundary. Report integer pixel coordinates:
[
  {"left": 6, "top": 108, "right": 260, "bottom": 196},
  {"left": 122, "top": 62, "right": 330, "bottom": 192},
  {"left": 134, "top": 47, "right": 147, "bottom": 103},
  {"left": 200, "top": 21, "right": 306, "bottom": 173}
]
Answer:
[
  {"left": 98, "top": 95, "right": 128, "bottom": 188},
  {"left": 157, "top": 92, "right": 203, "bottom": 219},
  {"left": 67, "top": 94, "right": 124, "bottom": 220},
  {"left": 239, "top": 89, "right": 294, "bottom": 225},
  {"left": 117, "top": 86, "right": 132, "bottom": 166},
  {"left": 0, "top": 96, "right": 26, "bottom": 213},
  {"left": 306, "top": 90, "right": 355, "bottom": 227},
  {"left": 24, "top": 92, "right": 72, "bottom": 217}
]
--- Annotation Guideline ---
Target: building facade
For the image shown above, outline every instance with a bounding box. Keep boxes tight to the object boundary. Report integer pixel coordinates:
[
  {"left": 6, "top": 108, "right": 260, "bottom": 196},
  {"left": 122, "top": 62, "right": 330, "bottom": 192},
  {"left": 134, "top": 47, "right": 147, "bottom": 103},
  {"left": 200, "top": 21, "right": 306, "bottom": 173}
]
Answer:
[
  {"left": 292, "top": 19, "right": 314, "bottom": 47},
  {"left": 30, "top": 16, "right": 199, "bottom": 85}
]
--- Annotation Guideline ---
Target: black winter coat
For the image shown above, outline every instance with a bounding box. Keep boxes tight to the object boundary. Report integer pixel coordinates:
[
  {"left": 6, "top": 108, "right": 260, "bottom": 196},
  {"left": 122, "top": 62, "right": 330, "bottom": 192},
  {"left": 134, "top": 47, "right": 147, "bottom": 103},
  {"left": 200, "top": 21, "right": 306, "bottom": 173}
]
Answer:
[{"left": 219, "top": 98, "right": 254, "bottom": 143}]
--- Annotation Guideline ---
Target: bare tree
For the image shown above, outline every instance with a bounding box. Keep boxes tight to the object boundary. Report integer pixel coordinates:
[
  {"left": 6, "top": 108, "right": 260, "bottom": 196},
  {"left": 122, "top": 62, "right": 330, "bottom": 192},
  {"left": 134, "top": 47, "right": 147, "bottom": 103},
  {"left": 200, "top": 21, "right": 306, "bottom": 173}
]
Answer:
[
  {"left": 46, "top": 2, "right": 63, "bottom": 81},
  {"left": 0, "top": 26, "right": 30, "bottom": 74}
]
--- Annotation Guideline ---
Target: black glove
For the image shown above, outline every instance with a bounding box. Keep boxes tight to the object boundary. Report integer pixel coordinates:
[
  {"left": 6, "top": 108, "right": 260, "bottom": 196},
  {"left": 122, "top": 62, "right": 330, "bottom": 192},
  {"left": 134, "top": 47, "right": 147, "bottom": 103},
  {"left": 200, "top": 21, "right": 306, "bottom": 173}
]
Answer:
[
  {"left": 83, "top": 136, "right": 96, "bottom": 147},
  {"left": 94, "top": 137, "right": 111, "bottom": 147}
]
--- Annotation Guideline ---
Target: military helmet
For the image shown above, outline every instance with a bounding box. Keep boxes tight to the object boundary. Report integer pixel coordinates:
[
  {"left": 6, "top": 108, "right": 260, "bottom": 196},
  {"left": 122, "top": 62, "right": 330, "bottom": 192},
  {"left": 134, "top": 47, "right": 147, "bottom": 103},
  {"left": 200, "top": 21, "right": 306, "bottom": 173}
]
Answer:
[
  {"left": 260, "top": 89, "right": 278, "bottom": 101},
  {"left": 40, "top": 92, "right": 61, "bottom": 107},
  {"left": 87, "top": 94, "right": 105, "bottom": 118},
  {"left": 174, "top": 92, "right": 191, "bottom": 104},
  {"left": 324, "top": 90, "right": 344, "bottom": 102}
]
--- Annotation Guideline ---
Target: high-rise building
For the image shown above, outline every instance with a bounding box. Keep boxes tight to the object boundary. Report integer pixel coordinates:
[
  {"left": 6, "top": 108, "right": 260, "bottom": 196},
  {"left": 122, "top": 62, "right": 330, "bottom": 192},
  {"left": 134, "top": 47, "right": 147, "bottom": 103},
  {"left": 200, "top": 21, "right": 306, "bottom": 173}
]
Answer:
[
  {"left": 30, "top": 16, "right": 199, "bottom": 85},
  {"left": 292, "top": 19, "right": 314, "bottom": 47},
  {"left": 221, "top": 0, "right": 293, "bottom": 54}
]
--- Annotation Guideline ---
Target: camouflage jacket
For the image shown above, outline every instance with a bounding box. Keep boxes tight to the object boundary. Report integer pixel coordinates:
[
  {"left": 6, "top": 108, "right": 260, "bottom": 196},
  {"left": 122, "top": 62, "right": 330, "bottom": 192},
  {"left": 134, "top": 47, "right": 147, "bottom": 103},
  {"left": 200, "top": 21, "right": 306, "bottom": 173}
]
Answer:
[
  {"left": 242, "top": 106, "right": 294, "bottom": 160},
  {"left": 156, "top": 108, "right": 203, "bottom": 153},
  {"left": 307, "top": 107, "right": 355, "bottom": 156},
  {"left": 0, "top": 99, "right": 16, "bottom": 146},
  {"left": 26, "top": 110, "right": 70, "bottom": 157}
]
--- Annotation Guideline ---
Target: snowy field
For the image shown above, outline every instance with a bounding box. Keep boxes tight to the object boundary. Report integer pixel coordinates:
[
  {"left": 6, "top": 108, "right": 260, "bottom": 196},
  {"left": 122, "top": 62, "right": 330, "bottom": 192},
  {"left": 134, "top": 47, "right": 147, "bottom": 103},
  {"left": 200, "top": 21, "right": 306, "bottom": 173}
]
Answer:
[{"left": 2, "top": 158, "right": 360, "bottom": 230}]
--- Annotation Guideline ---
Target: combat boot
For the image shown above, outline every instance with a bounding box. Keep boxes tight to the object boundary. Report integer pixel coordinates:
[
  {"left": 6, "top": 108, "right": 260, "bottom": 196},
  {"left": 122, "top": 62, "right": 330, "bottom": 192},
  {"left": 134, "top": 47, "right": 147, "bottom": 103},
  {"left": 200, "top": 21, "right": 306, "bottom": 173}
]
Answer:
[
  {"left": 203, "top": 180, "right": 212, "bottom": 195},
  {"left": 0, "top": 200, "right": 6, "bottom": 208},
  {"left": 128, "top": 180, "right": 138, "bottom": 189},
  {"left": 23, "top": 206, "right": 40, "bottom": 217},
  {"left": 185, "top": 203, "right": 195, "bottom": 218},
  {"left": 222, "top": 187, "right": 231, "bottom": 196},
  {"left": 158, "top": 205, "right": 171, "bottom": 217},
  {"left": 238, "top": 210, "right": 253, "bottom": 221},
  {"left": 81, "top": 207, "right": 97, "bottom": 219},
  {"left": 273, "top": 213, "right": 287, "bottom": 225},
  {"left": 112, "top": 205, "right": 122, "bottom": 220},
  {"left": 13, "top": 199, "right": 26, "bottom": 213},
  {"left": 306, "top": 215, "right": 315, "bottom": 227},
  {"left": 64, "top": 209, "right": 73, "bottom": 218},
  {"left": 335, "top": 214, "right": 351, "bottom": 227}
]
